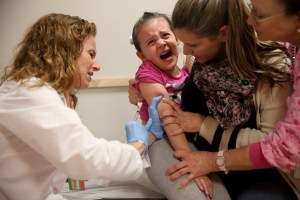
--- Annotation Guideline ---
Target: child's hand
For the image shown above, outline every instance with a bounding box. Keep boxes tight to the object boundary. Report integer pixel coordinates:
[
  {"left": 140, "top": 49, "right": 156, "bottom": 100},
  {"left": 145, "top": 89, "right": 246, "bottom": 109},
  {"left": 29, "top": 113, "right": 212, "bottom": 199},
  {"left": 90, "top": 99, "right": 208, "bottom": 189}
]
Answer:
[{"left": 194, "top": 176, "right": 213, "bottom": 199}]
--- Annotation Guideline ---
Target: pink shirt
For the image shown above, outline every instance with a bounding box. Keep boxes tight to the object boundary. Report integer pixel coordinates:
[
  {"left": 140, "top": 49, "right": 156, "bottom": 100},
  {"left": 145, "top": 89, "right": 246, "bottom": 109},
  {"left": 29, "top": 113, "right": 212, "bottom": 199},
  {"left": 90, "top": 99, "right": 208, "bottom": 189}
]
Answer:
[
  {"left": 250, "top": 47, "right": 300, "bottom": 172},
  {"left": 135, "top": 61, "right": 188, "bottom": 121}
]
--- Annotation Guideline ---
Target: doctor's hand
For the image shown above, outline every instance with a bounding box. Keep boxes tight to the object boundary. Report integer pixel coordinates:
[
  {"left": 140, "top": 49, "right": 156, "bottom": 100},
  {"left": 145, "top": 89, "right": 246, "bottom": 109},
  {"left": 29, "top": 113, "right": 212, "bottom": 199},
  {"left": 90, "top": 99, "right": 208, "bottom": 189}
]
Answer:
[
  {"left": 126, "top": 118, "right": 152, "bottom": 153},
  {"left": 128, "top": 79, "right": 144, "bottom": 105},
  {"left": 148, "top": 96, "right": 164, "bottom": 139}
]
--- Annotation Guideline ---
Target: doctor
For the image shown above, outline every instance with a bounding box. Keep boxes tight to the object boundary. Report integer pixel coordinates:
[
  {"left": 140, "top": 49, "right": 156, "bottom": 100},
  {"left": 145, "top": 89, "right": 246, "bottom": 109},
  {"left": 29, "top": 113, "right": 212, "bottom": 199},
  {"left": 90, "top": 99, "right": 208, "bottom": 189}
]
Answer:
[{"left": 0, "top": 13, "right": 162, "bottom": 200}]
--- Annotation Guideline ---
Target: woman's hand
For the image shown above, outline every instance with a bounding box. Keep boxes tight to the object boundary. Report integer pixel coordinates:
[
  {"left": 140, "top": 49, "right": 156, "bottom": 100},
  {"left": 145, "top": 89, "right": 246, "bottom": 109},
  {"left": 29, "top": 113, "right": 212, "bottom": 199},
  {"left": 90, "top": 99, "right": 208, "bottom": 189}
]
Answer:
[
  {"left": 194, "top": 176, "right": 213, "bottom": 198},
  {"left": 128, "top": 79, "right": 144, "bottom": 105},
  {"left": 165, "top": 150, "right": 218, "bottom": 189},
  {"left": 160, "top": 98, "right": 206, "bottom": 135}
]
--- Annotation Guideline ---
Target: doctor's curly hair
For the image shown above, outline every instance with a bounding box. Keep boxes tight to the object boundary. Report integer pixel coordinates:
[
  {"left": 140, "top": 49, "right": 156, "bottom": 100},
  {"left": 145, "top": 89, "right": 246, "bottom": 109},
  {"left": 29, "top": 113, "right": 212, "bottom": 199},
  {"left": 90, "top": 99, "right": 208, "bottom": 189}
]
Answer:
[{"left": 1, "top": 13, "right": 96, "bottom": 107}]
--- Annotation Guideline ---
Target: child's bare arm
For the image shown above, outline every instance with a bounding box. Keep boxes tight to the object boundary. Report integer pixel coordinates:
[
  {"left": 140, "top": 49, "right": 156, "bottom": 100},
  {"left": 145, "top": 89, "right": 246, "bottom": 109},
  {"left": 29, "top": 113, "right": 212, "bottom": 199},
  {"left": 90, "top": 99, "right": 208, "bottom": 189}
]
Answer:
[
  {"left": 139, "top": 83, "right": 213, "bottom": 197},
  {"left": 157, "top": 101, "right": 192, "bottom": 151},
  {"left": 139, "top": 82, "right": 191, "bottom": 151}
]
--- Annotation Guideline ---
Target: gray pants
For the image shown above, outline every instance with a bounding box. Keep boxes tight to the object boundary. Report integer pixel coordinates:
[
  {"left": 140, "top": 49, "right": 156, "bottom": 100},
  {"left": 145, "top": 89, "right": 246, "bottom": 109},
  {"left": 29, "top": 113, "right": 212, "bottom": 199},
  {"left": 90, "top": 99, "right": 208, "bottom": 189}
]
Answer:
[{"left": 146, "top": 137, "right": 231, "bottom": 200}]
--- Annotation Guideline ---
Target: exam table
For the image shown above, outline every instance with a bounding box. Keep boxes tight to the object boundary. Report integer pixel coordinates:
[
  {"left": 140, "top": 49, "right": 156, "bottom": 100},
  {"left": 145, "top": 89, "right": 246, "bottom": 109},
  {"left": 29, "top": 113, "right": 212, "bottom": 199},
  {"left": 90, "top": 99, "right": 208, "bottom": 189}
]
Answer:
[{"left": 62, "top": 172, "right": 167, "bottom": 200}]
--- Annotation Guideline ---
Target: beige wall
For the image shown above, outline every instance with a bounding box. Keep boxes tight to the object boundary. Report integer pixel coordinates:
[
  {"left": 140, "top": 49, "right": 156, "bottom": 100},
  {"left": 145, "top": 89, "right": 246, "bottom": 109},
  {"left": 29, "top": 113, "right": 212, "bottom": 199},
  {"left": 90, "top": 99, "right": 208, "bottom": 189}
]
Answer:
[{"left": 0, "top": 0, "right": 180, "bottom": 141}]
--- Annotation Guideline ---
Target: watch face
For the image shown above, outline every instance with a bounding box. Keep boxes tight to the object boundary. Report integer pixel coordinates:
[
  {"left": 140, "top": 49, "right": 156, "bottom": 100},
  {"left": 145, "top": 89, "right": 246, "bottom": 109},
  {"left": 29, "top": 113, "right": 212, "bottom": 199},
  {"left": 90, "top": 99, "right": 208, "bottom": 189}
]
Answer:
[
  {"left": 217, "top": 159, "right": 223, "bottom": 165},
  {"left": 217, "top": 151, "right": 228, "bottom": 174},
  {"left": 217, "top": 156, "right": 224, "bottom": 164},
  {"left": 217, "top": 155, "right": 225, "bottom": 168}
]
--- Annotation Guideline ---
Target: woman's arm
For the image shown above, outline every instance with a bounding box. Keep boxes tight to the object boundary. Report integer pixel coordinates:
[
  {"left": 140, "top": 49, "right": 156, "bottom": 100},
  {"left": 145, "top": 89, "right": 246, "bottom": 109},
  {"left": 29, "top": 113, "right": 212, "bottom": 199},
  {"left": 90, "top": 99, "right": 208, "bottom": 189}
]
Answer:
[
  {"left": 164, "top": 80, "right": 293, "bottom": 187},
  {"left": 165, "top": 145, "right": 257, "bottom": 188},
  {"left": 258, "top": 72, "right": 300, "bottom": 171},
  {"left": 200, "top": 80, "right": 291, "bottom": 149},
  {"left": 162, "top": 80, "right": 291, "bottom": 149}
]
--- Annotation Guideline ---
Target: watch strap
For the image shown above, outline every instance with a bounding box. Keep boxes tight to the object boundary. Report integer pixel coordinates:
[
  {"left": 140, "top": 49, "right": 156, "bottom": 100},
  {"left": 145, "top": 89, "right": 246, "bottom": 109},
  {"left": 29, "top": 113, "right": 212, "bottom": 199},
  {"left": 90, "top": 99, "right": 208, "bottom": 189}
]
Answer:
[{"left": 216, "top": 150, "right": 229, "bottom": 174}]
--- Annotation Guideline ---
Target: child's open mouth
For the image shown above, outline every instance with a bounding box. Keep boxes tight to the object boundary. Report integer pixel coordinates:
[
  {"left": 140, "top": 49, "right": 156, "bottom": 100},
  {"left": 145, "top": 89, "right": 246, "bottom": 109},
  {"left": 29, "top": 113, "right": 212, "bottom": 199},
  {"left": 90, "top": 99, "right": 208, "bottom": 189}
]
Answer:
[{"left": 160, "top": 50, "right": 173, "bottom": 60}]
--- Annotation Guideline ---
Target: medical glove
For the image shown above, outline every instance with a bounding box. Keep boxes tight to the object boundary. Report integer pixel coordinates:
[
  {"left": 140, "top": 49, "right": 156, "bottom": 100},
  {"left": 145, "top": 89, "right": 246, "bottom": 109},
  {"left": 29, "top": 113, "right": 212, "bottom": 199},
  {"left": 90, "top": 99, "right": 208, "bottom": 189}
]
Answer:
[
  {"left": 126, "top": 118, "right": 152, "bottom": 151},
  {"left": 148, "top": 95, "right": 164, "bottom": 139}
]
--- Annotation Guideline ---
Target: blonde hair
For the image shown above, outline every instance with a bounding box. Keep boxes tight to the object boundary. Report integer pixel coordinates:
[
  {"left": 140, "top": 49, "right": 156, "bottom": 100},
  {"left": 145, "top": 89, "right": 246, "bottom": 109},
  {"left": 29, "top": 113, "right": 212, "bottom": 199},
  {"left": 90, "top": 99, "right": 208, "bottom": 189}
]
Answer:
[
  {"left": 172, "top": 0, "right": 290, "bottom": 86},
  {"left": 1, "top": 13, "right": 97, "bottom": 107}
]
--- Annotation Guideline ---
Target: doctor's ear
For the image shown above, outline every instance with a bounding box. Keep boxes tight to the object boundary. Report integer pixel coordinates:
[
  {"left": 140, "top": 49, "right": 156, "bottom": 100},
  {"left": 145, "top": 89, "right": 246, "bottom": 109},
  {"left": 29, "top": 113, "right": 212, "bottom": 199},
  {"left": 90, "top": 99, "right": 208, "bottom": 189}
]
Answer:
[{"left": 136, "top": 51, "right": 147, "bottom": 62}]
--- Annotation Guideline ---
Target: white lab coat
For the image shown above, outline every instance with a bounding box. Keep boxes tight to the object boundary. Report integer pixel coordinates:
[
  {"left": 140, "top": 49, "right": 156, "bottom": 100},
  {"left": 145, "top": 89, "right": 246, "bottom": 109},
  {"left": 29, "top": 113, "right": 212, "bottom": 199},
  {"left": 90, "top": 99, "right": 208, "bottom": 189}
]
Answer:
[{"left": 0, "top": 78, "right": 144, "bottom": 200}]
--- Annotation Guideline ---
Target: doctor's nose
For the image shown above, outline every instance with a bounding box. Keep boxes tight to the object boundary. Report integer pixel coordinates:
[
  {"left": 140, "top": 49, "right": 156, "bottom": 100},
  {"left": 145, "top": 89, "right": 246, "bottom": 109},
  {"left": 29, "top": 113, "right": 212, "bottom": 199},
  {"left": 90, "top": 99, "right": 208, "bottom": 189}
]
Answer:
[{"left": 92, "top": 62, "right": 100, "bottom": 72}]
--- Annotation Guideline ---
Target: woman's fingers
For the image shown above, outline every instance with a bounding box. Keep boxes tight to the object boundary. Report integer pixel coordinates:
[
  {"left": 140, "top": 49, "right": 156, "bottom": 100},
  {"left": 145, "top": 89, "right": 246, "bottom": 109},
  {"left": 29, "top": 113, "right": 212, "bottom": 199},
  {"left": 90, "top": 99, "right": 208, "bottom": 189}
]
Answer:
[
  {"left": 168, "top": 128, "right": 184, "bottom": 136},
  {"left": 166, "top": 150, "right": 214, "bottom": 198},
  {"left": 128, "top": 78, "right": 139, "bottom": 86},
  {"left": 178, "top": 173, "right": 195, "bottom": 189},
  {"left": 165, "top": 160, "right": 185, "bottom": 176},
  {"left": 165, "top": 150, "right": 189, "bottom": 176},
  {"left": 128, "top": 79, "right": 144, "bottom": 105},
  {"left": 194, "top": 177, "right": 204, "bottom": 191},
  {"left": 162, "top": 98, "right": 181, "bottom": 112},
  {"left": 160, "top": 108, "right": 175, "bottom": 118},
  {"left": 194, "top": 176, "right": 213, "bottom": 198}
]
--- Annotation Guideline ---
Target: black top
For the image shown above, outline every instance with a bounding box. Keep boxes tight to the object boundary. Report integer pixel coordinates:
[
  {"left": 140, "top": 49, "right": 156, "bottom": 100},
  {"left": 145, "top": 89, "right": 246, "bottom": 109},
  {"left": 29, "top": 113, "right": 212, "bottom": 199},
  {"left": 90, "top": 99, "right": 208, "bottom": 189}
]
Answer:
[{"left": 181, "top": 65, "right": 257, "bottom": 151}]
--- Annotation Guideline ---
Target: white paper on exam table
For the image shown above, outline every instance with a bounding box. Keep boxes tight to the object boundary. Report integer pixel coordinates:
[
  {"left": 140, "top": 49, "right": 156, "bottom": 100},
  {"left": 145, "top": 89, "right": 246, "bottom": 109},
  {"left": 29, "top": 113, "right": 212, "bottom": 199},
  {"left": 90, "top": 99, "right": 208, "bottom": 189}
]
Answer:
[{"left": 62, "top": 171, "right": 165, "bottom": 200}]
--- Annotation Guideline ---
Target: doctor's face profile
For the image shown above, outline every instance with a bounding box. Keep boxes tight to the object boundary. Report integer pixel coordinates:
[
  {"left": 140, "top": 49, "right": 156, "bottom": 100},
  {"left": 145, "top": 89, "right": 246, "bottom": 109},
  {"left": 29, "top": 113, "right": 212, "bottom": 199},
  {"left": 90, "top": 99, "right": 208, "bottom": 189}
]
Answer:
[{"left": 75, "top": 36, "right": 100, "bottom": 89}]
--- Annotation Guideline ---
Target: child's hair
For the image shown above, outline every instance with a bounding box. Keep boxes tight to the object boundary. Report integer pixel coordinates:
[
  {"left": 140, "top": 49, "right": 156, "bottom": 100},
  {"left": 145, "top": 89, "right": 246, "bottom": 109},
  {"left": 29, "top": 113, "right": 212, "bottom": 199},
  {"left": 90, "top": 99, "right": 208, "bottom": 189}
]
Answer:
[
  {"left": 172, "top": 0, "right": 290, "bottom": 85},
  {"left": 131, "top": 12, "right": 173, "bottom": 52}
]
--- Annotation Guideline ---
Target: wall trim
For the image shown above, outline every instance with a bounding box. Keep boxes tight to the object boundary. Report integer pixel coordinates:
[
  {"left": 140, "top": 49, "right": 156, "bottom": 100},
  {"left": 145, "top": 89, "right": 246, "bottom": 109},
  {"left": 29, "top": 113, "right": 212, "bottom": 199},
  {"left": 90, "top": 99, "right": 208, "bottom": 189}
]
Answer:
[{"left": 89, "top": 77, "right": 132, "bottom": 88}]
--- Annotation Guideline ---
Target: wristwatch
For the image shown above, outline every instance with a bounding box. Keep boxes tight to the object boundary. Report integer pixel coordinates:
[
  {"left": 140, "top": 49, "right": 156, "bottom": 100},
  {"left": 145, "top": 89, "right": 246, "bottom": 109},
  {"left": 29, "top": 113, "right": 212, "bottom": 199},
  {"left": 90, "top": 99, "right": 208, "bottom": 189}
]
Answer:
[{"left": 216, "top": 150, "right": 229, "bottom": 174}]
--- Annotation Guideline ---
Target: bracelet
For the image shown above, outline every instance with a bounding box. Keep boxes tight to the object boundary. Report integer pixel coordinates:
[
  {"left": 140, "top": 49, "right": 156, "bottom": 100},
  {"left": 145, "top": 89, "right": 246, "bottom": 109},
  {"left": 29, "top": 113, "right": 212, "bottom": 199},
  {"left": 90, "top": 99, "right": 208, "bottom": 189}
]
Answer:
[{"left": 216, "top": 150, "right": 229, "bottom": 174}]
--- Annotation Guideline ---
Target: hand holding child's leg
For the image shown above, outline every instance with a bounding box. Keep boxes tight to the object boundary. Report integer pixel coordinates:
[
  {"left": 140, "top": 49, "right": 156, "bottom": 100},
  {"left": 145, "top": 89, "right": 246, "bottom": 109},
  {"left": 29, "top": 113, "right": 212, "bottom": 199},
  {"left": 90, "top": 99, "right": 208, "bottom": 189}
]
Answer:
[{"left": 194, "top": 176, "right": 213, "bottom": 199}]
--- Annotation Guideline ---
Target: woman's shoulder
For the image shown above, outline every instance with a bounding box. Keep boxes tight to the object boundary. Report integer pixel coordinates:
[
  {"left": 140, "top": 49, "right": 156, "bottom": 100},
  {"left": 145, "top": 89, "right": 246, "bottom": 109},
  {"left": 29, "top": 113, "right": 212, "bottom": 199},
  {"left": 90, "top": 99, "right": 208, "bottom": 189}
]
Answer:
[
  {"left": 256, "top": 78, "right": 291, "bottom": 94},
  {"left": 254, "top": 78, "right": 292, "bottom": 110},
  {"left": 263, "top": 49, "right": 291, "bottom": 71}
]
